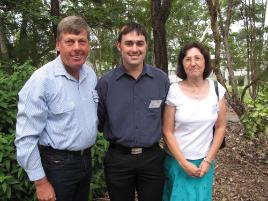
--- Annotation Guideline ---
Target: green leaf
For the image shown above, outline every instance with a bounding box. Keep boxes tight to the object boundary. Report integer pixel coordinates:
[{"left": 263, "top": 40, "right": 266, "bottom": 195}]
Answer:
[
  {"left": 2, "top": 182, "right": 7, "bottom": 193},
  {"left": 5, "top": 160, "right": 11, "bottom": 171},
  {"left": 6, "top": 176, "right": 18, "bottom": 185},
  {"left": 0, "top": 152, "right": 3, "bottom": 162},
  {"left": 7, "top": 185, "right": 11, "bottom": 198}
]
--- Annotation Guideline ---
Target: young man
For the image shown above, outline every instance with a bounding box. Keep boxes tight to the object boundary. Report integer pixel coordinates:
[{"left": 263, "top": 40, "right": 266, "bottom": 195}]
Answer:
[
  {"left": 15, "top": 16, "right": 98, "bottom": 201},
  {"left": 96, "top": 22, "right": 170, "bottom": 201}
]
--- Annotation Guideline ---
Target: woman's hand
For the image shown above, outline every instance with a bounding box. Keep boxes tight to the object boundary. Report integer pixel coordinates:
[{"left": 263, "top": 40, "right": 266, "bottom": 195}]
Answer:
[
  {"left": 198, "top": 159, "right": 211, "bottom": 177},
  {"left": 181, "top": 160, "right": 201, "bottom": 177}
]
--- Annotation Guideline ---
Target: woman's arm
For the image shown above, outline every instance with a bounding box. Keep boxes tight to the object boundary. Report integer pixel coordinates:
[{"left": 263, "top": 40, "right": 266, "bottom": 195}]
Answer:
[
  {"left": 199, "top": 98, "right": 227, "bottom": 177},
  {"left": 163, "top": 104, "right": 201, "bottom": 177}
]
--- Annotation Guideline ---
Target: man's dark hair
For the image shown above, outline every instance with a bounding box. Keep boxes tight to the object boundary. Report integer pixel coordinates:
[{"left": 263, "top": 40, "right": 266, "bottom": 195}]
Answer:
[
  {"left": 117, "top": 22, "right": 147, "bottom": 42},
  {"left": 177, "top": 42, "right": 212, "bottom": 80},
  {"left": 57, "top": 16, "right": 90, "bottom": 40}
]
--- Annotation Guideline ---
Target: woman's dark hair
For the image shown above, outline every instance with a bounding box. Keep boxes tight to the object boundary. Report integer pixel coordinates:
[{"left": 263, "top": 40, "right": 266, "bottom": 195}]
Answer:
[
  {"left": 117, "top": 22, "right": 147, "bottom": 42},
  {"left": 177, "top": 42, "right": 212, "bottom": 80}
]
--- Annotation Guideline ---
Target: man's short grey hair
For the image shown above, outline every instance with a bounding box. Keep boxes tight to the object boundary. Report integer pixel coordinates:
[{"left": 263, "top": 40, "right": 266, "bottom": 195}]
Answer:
[{"left": 57, "top": 16, "right": 90, "bottom": 40}]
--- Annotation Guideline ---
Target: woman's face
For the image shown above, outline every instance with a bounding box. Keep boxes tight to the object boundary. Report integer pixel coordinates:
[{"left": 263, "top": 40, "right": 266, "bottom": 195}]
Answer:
[{"left": 182, "top": 47, "right": 205, "bottom": 79}]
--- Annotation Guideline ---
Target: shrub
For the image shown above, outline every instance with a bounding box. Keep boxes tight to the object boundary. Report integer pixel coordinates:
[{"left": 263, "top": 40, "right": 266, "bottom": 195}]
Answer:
[
  {"left": 0, "top": 133, "right": 36, "bottom": 201},
  {"left": 0, "top": 62, "right": 37, "bottom": 200},
  {"left": 241, "top": 88, "right": 268, "bottom": 138},
  {"left": 0, "top": 62, "right": 35, "bottom": 133},
  {"left": 90, "top": 133, "right": 108, "bottom": 200}
]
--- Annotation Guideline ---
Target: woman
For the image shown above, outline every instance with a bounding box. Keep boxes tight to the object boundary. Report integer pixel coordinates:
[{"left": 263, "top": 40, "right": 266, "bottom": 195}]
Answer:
[{"left": 162, "top": 42, "right": 226, "bottom": 201}]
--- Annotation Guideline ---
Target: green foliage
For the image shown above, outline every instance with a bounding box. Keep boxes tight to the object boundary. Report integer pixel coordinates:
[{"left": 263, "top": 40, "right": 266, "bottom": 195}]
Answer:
[
  {"left": 167, "top": 0, "right": 210, "bottom": 65},
  {"left": 0, "top": 62, "right": 36, "bottom": 200},
  {"left": 90, "top": 133, "right": 108, "bottom": 200},
  {"left": 0, "top": 133, "right": 36, "bottom": 201},
  {"left": 241, "top": 87, "right": 268, "bottom": 138},
  {"left": 0, "top": 62, "right": 35, "bottom": 133}
]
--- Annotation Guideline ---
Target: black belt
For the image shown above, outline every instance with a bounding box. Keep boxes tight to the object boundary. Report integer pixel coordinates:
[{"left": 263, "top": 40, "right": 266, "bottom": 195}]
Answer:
[
  {"left": 39, "top": 145, "right": 91, "bottom": 156},
  {"left": 109, "top": 142, "right": 159, "bottom": 154}
]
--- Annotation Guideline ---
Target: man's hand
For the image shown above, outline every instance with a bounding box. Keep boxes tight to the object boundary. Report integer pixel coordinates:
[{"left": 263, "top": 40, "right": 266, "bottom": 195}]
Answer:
[{"left": 34, "top": 177, "right": 56, "bottom": 201}]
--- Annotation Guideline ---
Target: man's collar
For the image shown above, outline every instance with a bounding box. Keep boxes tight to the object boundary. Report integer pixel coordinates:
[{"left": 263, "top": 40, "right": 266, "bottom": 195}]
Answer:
[
  {"left": 115, "top": 64, "right": 154, "bottom": 80},
  {"left": 53, "top": 56, "right": 88, "bottom": 81},
  {"left": 53, "top": 56, "right": 67, "bottom": 76}
]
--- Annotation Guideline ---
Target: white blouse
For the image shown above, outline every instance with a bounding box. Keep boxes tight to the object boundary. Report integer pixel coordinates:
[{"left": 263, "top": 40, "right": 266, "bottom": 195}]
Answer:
[{"left": 165, "top": 79, "right": 226, "bottom": 160}]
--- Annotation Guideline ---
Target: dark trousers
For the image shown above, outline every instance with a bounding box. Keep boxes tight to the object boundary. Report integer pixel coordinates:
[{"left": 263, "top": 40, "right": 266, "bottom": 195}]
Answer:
[
  {"left": 40, "top": 147, "right": 92, "bottom": 201},
  {"left": 104, "top": 145, "right": 165, "bottom": 201}
]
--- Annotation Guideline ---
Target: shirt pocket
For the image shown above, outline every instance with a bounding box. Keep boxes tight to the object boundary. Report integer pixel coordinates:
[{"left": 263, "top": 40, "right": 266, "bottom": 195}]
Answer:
[
  {"left": 50, "top": 101, "right": 75, "bottom": 114},
  {"left": 48, "top": 101, "right": 76, "bottom": 134}
]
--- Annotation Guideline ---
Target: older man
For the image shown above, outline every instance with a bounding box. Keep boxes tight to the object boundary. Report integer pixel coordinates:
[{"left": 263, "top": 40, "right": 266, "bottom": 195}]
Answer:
[{"left": 15, "top": 16, "right": 98, "bottom": 201}]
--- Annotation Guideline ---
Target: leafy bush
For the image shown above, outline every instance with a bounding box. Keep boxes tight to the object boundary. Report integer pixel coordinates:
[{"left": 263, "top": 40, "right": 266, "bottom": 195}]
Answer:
[
  {"left": 241, "top": 88, "right": 268, "bottom": 138},
  {"left": 90, "top": 133, "right": 108, "bottom": 200},
  {"left": 0, "top": 62, "right": 37, "bottom": 200},
  {"left": 0, "top": 133, "right": 36, "bottom": 201},
  {"left": 0, "top": 62, "right": 35, "bottom": 133}
]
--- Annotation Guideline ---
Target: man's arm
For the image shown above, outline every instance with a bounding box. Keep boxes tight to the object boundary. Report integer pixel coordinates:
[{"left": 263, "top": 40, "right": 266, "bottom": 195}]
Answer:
[
  {"left": 15, "top": 75, "right": 57, "bottom": 200},
  {"left": 15, "top": 76, "right": 48, "bottom": 181}
]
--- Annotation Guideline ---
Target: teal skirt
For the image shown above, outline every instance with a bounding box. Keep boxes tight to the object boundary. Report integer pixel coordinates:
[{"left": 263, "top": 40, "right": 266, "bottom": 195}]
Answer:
[{"left": 162, "top": 155, "right": 214, "bottom": 201}]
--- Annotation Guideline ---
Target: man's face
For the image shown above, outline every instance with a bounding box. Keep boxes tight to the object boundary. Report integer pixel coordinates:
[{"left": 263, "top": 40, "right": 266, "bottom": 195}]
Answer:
[
  {"left": 117, "top": 31, "right": 147, "bottom": 69},
  {"left": 56, "top": 29, "right": 89, "bottom": 76}
]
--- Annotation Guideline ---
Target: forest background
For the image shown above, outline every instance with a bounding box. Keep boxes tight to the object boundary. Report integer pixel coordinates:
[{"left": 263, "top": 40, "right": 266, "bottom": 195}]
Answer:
[{"left": 0, "top": 0, "right": 267, "bottom": 200}]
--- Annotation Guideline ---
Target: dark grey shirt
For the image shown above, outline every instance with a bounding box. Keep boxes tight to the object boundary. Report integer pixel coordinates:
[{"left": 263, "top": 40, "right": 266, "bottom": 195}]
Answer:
[{"left": 96, "top": 64, "right": 170, "bottom": 147}]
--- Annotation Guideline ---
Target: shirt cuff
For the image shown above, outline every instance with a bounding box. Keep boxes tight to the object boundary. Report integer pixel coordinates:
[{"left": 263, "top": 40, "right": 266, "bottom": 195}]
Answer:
[{"left": 26, "top": 167, "right": 46, "bottom": 181}]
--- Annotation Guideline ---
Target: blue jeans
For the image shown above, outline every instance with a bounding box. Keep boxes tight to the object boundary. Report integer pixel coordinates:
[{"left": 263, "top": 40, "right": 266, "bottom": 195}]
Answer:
[{"left": 40, "top": 148, "right": 92, "bottom": 201}]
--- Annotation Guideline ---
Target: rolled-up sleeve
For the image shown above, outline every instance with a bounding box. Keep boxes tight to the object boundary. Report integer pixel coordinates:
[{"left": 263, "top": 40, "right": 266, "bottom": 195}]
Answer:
[{"left": 15, "top": 76, "right": 48, "bottom": 181}]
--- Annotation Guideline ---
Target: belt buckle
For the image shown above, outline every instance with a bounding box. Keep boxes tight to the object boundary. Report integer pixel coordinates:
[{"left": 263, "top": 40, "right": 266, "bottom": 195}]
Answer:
[{"left": 131, "top": 148, "right": 142, "bottom": 154}]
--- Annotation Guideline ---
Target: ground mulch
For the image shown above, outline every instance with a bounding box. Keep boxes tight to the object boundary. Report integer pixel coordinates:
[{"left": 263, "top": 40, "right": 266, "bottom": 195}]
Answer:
[{"left": 213, "top": 120, "right": 268, "bottom": 201}]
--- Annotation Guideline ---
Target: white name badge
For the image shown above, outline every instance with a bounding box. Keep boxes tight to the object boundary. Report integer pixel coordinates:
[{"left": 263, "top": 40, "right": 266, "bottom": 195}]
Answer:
[{"left": 149, "top": 100, "right": 162, "bottom": 108}]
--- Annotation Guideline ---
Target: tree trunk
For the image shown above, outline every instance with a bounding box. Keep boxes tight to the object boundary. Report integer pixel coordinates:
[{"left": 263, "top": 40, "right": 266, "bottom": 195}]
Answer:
[
  {"left": 51, "top": 0, "right": 60, "bottom": 42},
  {"left": 240, "top": 0, "right": 260, "bottom": 100},
  {"left": 151, "top": 0, "right": 171, "bottom": 74},
  {"left": 206, "top": 0, "right": 245, "bottom": 117},
  {"left": 0, "top": 23, "right": 8, "bottom": 60},
  {"left": 0, "top": 21, "right": 10, "bottom": 74}
]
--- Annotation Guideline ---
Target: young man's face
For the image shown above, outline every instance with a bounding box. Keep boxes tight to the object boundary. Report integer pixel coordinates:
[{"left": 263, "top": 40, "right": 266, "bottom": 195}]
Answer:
[
  {"left": 56, "top": 29, "right": 90, "bottom": 77},
  {"left": 117, "top": 31, "right": 147, "bottom": 69}
]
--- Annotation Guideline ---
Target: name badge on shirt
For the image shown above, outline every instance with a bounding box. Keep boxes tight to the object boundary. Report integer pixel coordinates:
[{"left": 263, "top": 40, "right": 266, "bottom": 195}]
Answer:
[{"left": 149, "top": 100, "right": 162, "bottom": 108}]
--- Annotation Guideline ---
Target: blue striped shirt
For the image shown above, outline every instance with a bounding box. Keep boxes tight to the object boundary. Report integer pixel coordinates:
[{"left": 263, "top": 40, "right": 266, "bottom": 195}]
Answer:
[{"left": 15, "top": 56, "right": 98, "bottom": 181}]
